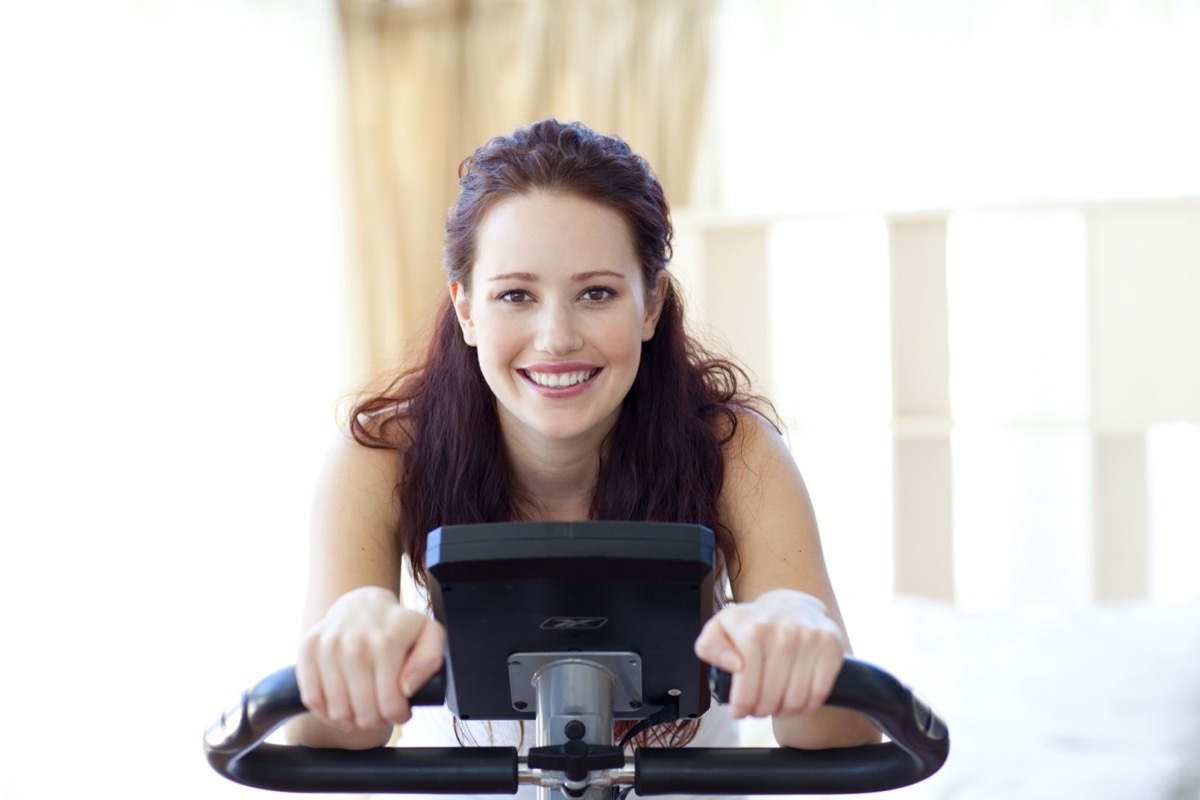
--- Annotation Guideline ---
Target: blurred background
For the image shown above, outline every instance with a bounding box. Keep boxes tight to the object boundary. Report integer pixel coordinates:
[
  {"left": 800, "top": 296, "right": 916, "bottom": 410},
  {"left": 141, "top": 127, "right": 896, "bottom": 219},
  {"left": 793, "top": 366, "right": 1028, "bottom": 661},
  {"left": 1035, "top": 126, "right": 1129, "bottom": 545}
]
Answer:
[{"left": 1, "top": 1, "right": 1197, "bottom": 799}]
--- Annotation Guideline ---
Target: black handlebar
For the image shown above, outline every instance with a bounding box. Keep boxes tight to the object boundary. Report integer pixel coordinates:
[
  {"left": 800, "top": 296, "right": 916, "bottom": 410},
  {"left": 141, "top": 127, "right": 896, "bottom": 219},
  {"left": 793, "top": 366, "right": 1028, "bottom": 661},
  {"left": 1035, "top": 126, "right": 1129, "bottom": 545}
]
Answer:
[
  {"left": 642, "top": 661, "right": 949, "bottom": 795},
  {"left": 204, "top": 657, "right": 948, "bottom": 795}
]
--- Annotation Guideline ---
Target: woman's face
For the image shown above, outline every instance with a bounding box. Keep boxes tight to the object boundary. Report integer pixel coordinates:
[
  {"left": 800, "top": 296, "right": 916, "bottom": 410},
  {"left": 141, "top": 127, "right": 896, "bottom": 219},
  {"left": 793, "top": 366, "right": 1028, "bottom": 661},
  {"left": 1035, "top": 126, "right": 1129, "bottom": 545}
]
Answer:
[{"left": 451, "top": 191, "right": 666, "bottom": 449}]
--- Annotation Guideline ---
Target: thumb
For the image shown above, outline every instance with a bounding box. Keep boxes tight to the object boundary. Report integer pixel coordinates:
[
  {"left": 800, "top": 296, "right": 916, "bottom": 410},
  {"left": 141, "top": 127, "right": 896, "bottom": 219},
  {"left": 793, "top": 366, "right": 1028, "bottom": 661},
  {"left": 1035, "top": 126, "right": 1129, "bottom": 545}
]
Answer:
[{"left": 401, "top": 618, "right": 447, "bottom": 698}]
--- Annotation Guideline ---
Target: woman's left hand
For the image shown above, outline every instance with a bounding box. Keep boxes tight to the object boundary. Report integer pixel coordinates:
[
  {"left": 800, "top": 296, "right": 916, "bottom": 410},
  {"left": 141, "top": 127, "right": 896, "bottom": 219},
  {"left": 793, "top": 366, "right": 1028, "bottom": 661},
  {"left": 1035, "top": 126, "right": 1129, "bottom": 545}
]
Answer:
[{"left": 694, "top": 588, "right": 848, "bottom": 720}]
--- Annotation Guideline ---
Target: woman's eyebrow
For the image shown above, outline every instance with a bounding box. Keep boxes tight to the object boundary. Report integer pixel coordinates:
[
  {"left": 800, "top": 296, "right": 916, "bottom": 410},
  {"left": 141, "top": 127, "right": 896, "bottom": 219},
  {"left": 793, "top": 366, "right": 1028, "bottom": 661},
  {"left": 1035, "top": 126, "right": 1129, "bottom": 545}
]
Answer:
[
  {"left": 572, "top": 270, "right": 629, "bottom": 282},
  {"left": 488, "top": 272, "right": 538, "bottom": 282}
]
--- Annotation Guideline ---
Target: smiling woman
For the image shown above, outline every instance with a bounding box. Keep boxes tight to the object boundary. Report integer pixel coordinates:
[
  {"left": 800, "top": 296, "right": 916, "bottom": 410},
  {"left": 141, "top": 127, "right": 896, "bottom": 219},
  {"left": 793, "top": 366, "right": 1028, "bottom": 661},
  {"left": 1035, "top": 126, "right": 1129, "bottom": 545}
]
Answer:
[{"left": 285, "top": 120, "right": 881, "bottom": 772}]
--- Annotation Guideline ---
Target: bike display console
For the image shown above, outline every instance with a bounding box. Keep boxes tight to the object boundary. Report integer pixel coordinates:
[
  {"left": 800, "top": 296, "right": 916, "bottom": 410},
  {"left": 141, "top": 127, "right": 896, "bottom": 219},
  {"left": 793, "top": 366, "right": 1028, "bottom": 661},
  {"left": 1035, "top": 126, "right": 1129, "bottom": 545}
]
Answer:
[{"left": 427, "top": 521, "right": 715, "bottom": 722}]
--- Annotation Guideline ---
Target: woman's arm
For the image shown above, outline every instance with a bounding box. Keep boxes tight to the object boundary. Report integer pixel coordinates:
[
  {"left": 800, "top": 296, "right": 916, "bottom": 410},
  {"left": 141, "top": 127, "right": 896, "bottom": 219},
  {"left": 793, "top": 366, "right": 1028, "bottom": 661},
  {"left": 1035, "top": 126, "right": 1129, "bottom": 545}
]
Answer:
[
  {"left": 695, "top": 409, "right": 881, "bottom": 749},
  {"left": 285, "top": 429, "right": 446, "bottom": 749}
]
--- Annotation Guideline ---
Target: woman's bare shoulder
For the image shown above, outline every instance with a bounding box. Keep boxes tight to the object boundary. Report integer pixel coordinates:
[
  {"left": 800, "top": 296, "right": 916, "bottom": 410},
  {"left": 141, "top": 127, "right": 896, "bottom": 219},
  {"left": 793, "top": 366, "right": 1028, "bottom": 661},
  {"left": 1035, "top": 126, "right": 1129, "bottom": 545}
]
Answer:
[
  {"left": 321, "top": 425, "right": 398, "bottom": 484},
  {"left": 316, "top": 404, "right": 413, "bottom": 531},
  {"left": 715, "top": 403, "right": 787, "bottom": 462},
  {"left": 714, "top": 405, "right": 828, "bottom": 594},
  {"left": 302, "top": 424, "right": 406, "bottom": 624}
]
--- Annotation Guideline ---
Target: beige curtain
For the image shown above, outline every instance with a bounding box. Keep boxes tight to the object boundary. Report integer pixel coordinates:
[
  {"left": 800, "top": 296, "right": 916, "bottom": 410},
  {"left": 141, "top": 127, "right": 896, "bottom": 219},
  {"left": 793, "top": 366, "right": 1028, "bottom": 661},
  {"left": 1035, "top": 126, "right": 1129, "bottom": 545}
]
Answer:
[{"left": 337, "top": 0, "right": 716, "bottom": 387}]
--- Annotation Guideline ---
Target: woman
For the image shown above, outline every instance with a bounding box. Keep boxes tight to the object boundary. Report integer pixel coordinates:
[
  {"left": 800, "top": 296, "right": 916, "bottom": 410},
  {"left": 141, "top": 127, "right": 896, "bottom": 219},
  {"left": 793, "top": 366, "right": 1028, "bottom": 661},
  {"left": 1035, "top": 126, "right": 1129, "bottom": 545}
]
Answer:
[{"left": 287, "top": 120, "right": 879, "bottom": 759}]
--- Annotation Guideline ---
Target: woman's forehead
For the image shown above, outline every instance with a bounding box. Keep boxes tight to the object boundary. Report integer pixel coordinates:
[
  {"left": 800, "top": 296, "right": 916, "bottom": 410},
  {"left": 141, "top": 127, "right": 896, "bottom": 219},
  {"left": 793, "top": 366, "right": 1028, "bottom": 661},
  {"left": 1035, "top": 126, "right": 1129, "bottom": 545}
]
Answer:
[{"left": 473, "top": 192, "right": 640, "bottom": 277}]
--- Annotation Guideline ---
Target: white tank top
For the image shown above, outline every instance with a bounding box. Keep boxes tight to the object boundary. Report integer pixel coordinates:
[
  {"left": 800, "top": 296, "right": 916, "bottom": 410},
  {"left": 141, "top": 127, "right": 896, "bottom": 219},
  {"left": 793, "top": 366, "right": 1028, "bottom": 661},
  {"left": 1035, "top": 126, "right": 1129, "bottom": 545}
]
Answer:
[{"left": 395, "top": 560, "right": 742, "bottom": 800}]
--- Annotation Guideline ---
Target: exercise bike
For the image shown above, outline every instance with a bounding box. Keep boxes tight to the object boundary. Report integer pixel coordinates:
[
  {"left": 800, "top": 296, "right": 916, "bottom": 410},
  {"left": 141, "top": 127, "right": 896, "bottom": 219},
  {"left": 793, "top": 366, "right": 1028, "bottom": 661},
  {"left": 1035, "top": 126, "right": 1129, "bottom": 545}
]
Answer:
[{"left": 205, "top": 522, "right": 949, "bottom": 797}]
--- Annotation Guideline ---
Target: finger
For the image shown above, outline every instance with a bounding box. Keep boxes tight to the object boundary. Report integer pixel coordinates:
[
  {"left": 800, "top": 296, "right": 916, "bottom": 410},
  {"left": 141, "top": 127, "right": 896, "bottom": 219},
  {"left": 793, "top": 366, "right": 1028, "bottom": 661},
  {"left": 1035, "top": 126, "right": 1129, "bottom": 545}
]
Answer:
[
  {"left": 694, "top": 613, "right": 745, "bottom": 674},
  {"left": 807, "top": 634, "right": 845, "bottom": 711},
  {"left": 341, "top": 634, "right": 386, "bottom": 729},
  {"left": 782, "top": 631, "right": 842, "bottom": 716},
  {"left": 375, "top": 631, "right": 413, "bottom": 725},
  {"left": 714, "top": 610, "right": 767, "bottom": 719},
  {"left": 314, "top": 636, "right": 356, "bottom": 729},
  {"left": 751, "top": 625, "right": 797, "bottom": 718},
  {"left": 780, "top": 652, "right": 815, "bottom": 716},
  {"left": 295, "top": 638, "right": 328, "bottom": 719},
  {"left": 401, "top": 617, "right": 447, "bottom": 699}
]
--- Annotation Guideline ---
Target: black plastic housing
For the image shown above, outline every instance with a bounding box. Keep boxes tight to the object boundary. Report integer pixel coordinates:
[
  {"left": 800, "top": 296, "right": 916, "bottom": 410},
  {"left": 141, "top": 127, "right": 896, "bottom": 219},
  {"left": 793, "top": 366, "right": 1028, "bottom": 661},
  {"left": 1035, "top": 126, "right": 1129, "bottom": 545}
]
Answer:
[{"left": 427, "top": 521, "right": 716, "bottom": 721}]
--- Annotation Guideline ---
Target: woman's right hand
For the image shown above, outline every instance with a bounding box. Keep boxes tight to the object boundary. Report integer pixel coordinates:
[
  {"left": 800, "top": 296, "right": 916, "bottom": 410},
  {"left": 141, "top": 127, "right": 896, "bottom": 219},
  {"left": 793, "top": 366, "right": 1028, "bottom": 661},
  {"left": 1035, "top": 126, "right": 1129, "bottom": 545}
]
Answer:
[{"left": 295, "top": 585, "right": 447, "bottom": 734}]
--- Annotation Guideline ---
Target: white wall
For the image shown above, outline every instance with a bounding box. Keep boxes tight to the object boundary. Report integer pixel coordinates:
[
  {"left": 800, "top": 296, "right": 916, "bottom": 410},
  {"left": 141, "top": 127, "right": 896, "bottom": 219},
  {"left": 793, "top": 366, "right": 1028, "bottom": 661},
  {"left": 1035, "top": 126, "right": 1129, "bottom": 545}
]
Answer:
[
  {"left": 704, "top": 0, "right": 1200, "bottom": 214},
  {"left": 687, "top": 0, "right": 1200, "bottom": 618},
  {"left": 0, "top": 3, "right": 350, "bottom": 799}
]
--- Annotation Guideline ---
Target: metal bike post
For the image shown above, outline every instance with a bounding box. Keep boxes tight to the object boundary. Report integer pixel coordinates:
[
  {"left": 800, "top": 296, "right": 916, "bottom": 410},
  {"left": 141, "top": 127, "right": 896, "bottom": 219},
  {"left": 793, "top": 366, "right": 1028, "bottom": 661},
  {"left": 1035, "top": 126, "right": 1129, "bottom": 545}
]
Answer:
[{"left": 533, "top": 659, "right": 615, "bottom": 800}]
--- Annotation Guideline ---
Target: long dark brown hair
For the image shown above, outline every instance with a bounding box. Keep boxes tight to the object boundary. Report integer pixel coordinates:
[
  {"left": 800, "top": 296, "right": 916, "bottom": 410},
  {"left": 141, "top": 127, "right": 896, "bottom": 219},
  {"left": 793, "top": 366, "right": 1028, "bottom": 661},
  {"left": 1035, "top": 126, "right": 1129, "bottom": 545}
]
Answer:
[{"left": 350, "top": 119, "right": 775, "bottom": 747}]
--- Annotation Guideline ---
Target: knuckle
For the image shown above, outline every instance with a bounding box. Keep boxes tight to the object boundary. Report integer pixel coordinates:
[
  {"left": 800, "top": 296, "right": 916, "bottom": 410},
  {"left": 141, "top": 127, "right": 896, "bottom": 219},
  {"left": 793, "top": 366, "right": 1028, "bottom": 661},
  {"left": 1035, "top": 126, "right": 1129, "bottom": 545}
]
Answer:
[
  {"left": 770, "top": 623, "right": 799, "bottom": 651},
  {"left": 317, "top": 629, "right": 345, "bottom": 659},
  {"left": 343, "top": 632, "right": 373, "bottom": 660},
  {"left": 299, "top": 633, "right": 328, "bottom": 666},
  {"left": 743, "top": 618, "right": 772, "bottom": 647}
]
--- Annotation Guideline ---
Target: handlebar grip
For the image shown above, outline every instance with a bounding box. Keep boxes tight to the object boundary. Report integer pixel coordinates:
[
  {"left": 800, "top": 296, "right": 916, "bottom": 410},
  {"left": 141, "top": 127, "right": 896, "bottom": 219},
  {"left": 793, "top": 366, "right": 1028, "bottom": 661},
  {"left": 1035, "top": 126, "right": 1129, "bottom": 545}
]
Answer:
[
  {"left": 216, "top": 744, "right": 518, "bottom": 794},
  {"left": 687, "top": 657, "right": 948, "bottom": 794},
  {"left": 204, "top": 665, "right": 497, "bottom": 793},
  {"left": 710, "top": 665, "right": 734, "bottom": 704},
  {"left": 205, "top": 664, "right": 447, "bottom": 753},
  {"left": 636, "top": 745, "right": 928, "bottom": 796},
  {"left": 713, "top": 658, "right": 948, "bottom": 740}
]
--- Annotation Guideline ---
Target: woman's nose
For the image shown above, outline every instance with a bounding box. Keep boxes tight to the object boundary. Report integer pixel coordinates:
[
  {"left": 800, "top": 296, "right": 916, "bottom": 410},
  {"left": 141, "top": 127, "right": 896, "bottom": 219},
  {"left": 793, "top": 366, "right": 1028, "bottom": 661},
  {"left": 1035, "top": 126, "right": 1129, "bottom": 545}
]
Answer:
[{"left": 534, "top": 303, "right": 583, "bottom": 355}]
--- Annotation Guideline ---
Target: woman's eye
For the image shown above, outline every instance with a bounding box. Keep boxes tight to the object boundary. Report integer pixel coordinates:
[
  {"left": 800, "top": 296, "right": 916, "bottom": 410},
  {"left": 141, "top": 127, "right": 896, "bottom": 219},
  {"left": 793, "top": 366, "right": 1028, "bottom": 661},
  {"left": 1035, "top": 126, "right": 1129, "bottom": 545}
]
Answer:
[
  {"left": 581, "top": 287, "right": 616, "bottom": 302},
  {"left": 498, "top": 289, "right": 531, "bottom": 303}
]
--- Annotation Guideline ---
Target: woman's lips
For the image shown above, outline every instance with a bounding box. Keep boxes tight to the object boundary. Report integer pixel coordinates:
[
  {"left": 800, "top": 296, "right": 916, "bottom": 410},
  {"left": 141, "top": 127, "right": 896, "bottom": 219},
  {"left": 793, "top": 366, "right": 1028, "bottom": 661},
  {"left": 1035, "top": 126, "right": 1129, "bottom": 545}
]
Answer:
[
  {"left": 521, "top": 368, "right": 598, "bottom": 388},
  {"left": 519, "top": 366, "right": 601, "bottom": 395}
]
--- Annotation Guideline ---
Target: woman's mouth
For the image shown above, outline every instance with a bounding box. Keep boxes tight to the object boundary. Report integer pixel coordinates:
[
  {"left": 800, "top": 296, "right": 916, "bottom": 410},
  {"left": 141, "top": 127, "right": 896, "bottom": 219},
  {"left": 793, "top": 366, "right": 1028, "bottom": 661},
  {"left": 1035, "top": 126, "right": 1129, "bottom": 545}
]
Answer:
[{"left": 520, "top": 368, "right": 599, "bottom": 389}]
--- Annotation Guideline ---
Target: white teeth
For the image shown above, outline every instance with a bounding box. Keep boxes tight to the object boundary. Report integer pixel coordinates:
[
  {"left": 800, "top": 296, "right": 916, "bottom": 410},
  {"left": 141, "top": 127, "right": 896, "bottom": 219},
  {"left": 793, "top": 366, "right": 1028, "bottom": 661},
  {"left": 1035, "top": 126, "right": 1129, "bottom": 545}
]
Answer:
[{"left": 525, "top": 369, "right": 596, "bottom": 388}]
